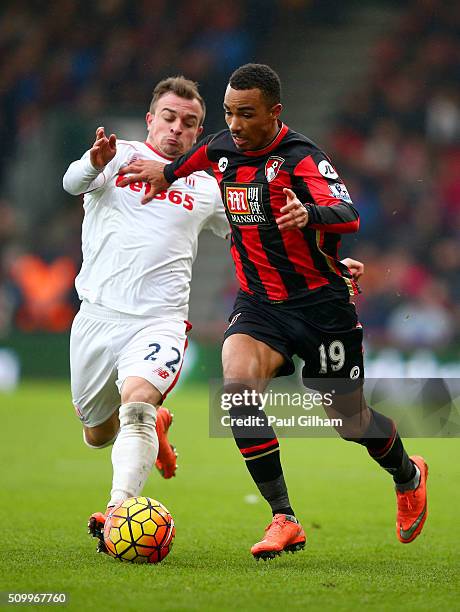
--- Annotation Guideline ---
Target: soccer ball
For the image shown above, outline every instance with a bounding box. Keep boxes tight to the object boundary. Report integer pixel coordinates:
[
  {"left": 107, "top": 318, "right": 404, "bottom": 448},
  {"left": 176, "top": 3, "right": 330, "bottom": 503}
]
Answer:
[{"left": 103, "top": 496, "right": 175, "bottom": 563}]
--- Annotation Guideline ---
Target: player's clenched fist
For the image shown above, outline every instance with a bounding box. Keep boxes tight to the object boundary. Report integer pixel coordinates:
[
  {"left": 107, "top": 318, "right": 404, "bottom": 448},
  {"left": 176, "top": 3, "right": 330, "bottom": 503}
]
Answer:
[
  {"left": 341, "top": 257, "right": 364, "bottom": 281},
  {"left": 276, "top": 188, "right": 309, "bottom": 231},
  {"left": 90, "top": 127, "right": 117, "bottom": 170}
]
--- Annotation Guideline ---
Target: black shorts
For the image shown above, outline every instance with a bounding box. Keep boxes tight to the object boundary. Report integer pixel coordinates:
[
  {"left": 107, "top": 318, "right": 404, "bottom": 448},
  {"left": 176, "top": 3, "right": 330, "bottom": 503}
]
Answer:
[{"left": 224, "top": 291, "right": 364, "bottom": 389}]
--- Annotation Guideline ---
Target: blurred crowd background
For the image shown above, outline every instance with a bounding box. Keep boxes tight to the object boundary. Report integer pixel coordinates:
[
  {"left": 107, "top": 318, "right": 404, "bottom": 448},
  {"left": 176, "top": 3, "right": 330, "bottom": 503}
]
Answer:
[{"left": 0, "top": 0, "right": 459, "bottom": 380}]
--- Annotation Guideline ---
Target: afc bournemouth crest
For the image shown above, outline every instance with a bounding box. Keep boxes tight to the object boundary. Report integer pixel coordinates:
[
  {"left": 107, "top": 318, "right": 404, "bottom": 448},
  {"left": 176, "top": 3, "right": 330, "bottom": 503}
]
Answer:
[{"left": 265, "top": 156, "right": 285, "bottom": 182}]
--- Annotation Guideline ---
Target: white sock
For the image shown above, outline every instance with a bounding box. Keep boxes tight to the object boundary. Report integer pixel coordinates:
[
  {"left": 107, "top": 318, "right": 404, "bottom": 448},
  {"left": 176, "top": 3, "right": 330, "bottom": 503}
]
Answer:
[{"left": 108, "top": 402, "right": 158, "bottom": 507}]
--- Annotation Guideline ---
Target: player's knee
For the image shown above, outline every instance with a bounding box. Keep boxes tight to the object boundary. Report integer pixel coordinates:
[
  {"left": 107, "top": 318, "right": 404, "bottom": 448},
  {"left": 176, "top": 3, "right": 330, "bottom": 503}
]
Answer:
[
  {"left": 121, "top": 377, "right": 161, "bottom": 406},
  {"left": 223, "top": 382, "right": 260, "bottom": 417},
  {"left": 83, "top": 429, "right": 118, "bottom": 449}
]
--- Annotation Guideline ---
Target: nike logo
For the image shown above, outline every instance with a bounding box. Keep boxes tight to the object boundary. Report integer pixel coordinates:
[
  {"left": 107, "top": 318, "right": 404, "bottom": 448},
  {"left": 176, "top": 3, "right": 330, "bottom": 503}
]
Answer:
[{"left": 399, "top": 504, "right": 427, "bottom": 540}]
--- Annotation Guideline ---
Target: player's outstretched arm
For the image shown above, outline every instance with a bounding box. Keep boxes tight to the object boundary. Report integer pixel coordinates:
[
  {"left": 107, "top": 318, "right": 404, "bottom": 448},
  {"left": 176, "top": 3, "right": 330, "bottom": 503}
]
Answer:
[
  {"left": 277, "top": 188, "right": 309, "bottom": 231},
  {"left": 63, "top": 126, "right": 117, "bottom": 195},
  {"left": 117, "top": 160, "right": 170, "bottom": 204},
  {"left": 341, "top": 257, "right": 364, "bottom": 281},
  {"left": 90, "top": 126, "right": 117, "bottom": 170}
]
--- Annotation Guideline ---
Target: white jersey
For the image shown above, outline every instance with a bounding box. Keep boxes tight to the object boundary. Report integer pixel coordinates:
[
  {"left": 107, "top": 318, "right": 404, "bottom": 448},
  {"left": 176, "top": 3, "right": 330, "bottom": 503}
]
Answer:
[{"left": 63, "top": 140, "right": 229, "bottom": 319}]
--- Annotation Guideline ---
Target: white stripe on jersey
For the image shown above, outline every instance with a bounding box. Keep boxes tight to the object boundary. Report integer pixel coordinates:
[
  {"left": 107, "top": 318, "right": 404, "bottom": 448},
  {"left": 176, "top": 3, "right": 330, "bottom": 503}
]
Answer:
[{"left": 63, "top": 140, "right": 229, "bottom": 318}]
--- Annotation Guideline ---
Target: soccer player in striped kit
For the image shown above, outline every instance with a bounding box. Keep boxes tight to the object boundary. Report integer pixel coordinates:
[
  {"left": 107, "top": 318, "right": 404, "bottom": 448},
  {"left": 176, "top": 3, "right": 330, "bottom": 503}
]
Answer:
[{"left": 118, "top": 64, "right": 428, "bottom": 559}]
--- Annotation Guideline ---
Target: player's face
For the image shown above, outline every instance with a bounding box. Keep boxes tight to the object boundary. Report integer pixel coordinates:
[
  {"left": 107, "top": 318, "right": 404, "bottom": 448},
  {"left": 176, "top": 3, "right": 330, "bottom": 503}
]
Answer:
[
  {"left": 223, "top": 86, "right": 282, "bottom": 151},
  {"left": 146, "top": 93, "right": 204, "bottom": 158}
]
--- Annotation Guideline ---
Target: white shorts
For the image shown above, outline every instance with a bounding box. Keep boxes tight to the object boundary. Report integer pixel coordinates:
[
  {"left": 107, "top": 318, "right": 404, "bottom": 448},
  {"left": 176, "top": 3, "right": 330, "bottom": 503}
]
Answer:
[{"left": 70, "top": 301, "right": 189, "bottom": 428}]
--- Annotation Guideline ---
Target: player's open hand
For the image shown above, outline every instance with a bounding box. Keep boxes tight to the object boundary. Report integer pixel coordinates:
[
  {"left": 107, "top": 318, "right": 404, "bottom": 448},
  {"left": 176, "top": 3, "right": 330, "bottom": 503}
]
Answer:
[
  {"left": 117, "top": 160, "right": 170, "bottom": 204},
  {"left": 341, "top": 257, "right": 364, "bottom": 281},
  {"left": 90, "top": 127, "right": 117, "bottom": 170},
  {"left": 277, "top": 188, "right": 309, "bottom": 231}
]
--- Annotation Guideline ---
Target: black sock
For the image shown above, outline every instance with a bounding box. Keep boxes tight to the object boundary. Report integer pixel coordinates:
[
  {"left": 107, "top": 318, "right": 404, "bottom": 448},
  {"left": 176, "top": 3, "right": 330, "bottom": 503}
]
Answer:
[
  {"left": 350, "top": 408, "right": 415, "bottom": 484},
  {"left": 227, "top": 384, "right": 294, "bottom": 516},
  {"left": 237, "top": 436, "right": 294, "bottom": 516}
]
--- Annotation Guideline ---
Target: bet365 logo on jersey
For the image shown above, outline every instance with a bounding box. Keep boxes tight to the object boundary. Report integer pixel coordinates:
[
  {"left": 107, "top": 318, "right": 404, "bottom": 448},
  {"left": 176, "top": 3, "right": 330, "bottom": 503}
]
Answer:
[{"left": 223, "top": 182, "right": 268, "bottom": 225}]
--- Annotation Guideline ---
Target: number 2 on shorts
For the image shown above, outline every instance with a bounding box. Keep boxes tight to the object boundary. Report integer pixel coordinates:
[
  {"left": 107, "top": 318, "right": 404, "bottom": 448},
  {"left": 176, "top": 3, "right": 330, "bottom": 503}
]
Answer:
[{"left": 144, "top": 343, "right": 181, "bottom": 373}]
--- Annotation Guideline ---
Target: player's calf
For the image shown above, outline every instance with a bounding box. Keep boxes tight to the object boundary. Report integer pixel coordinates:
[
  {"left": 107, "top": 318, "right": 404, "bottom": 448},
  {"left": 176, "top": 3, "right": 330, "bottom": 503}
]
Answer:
[{"left": 109, "top": 401, "right": 158, "bottom": 507}]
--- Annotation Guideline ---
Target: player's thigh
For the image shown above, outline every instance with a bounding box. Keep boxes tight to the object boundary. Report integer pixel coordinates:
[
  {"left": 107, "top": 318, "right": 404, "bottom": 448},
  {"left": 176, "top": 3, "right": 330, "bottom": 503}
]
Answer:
[
  {"left": 70, "top": 311, "right": 120, "bottom": 429},
  {"left": 117, "top": 319, "right": 189, "bottom": 401},
  {"left": 222, "top": 333, "right": 285, "bottom": 388},
  {"left": 300, "top": 322, "right": 368, "bottom": 434},
  {"left": 301, "top": 326, "right": 364, "bottom": 382},
  {"left": 222, "top": 296, "right": 295, "bottom": 387}
]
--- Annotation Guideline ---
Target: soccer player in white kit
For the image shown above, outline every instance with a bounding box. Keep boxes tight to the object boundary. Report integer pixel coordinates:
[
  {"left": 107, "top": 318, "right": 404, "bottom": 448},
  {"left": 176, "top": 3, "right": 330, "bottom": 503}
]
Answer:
[{"left": 63, "top": 77, "right": 230, "bottom": 553}]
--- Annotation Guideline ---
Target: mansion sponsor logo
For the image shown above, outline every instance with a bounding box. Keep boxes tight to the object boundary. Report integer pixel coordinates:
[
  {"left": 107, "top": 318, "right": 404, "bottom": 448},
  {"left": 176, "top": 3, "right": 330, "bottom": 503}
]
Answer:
[{"left": 223, "top": 182, "right": 268, "bottom": 225}]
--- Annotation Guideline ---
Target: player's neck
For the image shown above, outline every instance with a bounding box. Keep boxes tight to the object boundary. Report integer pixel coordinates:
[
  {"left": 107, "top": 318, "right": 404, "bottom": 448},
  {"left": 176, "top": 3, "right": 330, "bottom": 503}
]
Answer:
[{"left": 254, "top": 121, "right": 282, "bottom": 152}]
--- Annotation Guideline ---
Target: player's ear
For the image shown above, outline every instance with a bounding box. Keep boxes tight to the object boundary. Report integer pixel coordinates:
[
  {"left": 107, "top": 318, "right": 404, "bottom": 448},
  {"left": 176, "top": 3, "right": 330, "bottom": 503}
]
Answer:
[
  {"left": 197, "top": 125, "right": 204, "bottom": 138},
  {"left": 146, "top": 112, "right": 153, "bottom": 129},
  {"left": 271, "top": 103, "right": 283, "bottom": 120}
]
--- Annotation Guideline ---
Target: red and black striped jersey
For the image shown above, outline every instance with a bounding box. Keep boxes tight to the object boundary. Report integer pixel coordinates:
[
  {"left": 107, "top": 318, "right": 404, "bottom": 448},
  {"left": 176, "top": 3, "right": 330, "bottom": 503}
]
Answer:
[{"left": 163, "top": 123, "right": 360, "bottom": 305}]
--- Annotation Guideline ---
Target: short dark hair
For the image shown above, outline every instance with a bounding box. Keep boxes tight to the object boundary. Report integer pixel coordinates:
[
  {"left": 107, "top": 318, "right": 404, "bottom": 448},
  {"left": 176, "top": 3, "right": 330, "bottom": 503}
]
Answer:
[
  {"left": 149, "top": 76, "right": 206, "bottom": 124},
  {"left": 229, "top": 64, "right": 281, "bottom": 107}
]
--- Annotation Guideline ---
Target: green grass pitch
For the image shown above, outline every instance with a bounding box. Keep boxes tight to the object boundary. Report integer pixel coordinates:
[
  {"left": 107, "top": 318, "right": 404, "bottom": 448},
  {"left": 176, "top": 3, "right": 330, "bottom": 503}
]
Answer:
[{"left": 1, "top": 381, "right": 459, "bottom": 611}]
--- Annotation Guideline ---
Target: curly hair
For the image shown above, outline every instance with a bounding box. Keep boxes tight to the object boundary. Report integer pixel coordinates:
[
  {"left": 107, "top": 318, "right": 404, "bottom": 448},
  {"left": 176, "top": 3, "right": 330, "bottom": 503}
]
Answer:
[{"left": 229, "top": 64, "right": 281, "bottom": 106}]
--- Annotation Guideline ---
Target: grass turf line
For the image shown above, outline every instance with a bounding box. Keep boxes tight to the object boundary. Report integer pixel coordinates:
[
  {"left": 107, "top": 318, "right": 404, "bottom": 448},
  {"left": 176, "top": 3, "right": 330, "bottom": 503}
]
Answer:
[{"left": 0, "top": 381, "right": 459, "bottom": 611}]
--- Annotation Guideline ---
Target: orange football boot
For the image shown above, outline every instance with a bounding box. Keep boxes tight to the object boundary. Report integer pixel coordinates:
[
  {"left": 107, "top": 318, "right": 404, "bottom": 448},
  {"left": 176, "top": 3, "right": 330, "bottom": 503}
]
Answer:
[
  {"left": 88, "top": 507, "right": 114, "bottom": 554},
  {"left": 251, "top": 514, "right": 306, "bottom": 560},
  {"left": 396, "top": 455, "right": 428, "bottom": 543},
  {"left": 155, "top": 407, "right": 178, "bottom": 479}
]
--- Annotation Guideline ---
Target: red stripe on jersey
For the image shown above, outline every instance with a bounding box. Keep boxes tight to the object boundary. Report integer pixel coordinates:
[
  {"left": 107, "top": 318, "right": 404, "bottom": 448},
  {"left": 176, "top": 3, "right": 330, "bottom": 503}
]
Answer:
[
  {"left": 269, "top": 172, "right": 329, "bottom": 290},
  {"left": 294, "top": 155, "right": 341, "bottom": 205},
  {"left": 230, "top": 242, "right": 253, "bottom": 294},
  {"left": 267, "top": 169, "right": 290, "bottom": 215},
  {"left": 210, "top": 161, "right": 223, "bottom": 187},
  {"left": 294, "top": 156, "right": 359, "bottom": 233},
  {"left": 240, "top": 229, "right": 289, "bottom": 300},
  {"left": 172, "top": 144, "right": 209, "bottom": 178},
  {"left": 282, "top": 230, "right": 329, "bottom": 290},
  {"left": 314, "top": 219, "right": 359, "bottom": 233},
  {"left": 236, "top": 166, "right": 257, "bottom": 183}
]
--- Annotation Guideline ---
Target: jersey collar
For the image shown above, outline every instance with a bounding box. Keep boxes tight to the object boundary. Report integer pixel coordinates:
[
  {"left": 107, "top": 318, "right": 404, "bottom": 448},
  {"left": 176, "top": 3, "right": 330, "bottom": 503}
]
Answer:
[
  {"left": 240, "top": 122, "right": 289, "bottom": 157},
  {"left": 144, "top": 141, "right": 176, "bottom": 161}
]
